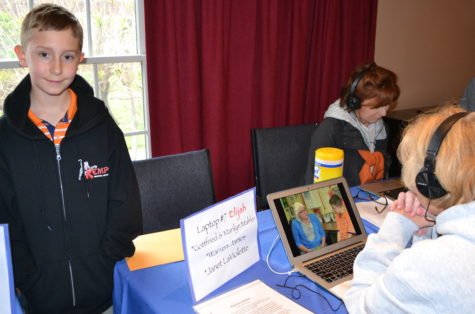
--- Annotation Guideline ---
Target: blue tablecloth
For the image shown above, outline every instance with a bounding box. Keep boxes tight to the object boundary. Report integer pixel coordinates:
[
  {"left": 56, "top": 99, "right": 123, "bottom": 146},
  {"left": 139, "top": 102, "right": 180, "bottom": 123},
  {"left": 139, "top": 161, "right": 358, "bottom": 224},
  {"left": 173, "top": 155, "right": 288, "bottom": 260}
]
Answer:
[{"left": 113, "top": 202, "right": 379, "bottom": 314}]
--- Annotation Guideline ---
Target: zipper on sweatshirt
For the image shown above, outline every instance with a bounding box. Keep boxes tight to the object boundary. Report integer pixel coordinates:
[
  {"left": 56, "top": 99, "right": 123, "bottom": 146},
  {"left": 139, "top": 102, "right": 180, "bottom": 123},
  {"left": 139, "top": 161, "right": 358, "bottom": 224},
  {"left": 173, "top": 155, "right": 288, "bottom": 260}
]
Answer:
[
  {"left": 55, "top": 144, "right": 77, "bottom": 306},
  {"left": 56, "top": 145, "right": 68, "bottom": 220}
]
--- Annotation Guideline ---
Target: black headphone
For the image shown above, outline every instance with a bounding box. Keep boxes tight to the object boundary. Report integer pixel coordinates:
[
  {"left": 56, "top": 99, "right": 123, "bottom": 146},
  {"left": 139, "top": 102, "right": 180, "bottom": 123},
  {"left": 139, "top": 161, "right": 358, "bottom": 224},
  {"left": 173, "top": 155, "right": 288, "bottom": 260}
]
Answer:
[
  {"left": 415, "top": 112, "right": 468, "bottom": 199},
  {"left": 346, "top": 63, "right": 375, "bottom": 111}
]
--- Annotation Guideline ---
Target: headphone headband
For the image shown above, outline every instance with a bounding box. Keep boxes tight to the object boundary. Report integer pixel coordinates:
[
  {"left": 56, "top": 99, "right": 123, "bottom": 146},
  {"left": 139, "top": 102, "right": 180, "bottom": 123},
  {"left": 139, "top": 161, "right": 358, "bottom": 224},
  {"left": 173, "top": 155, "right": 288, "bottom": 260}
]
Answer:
[
  {"left": 424, "top": 112, "right": 468, "bottom": 171},
  {"left": 349, "top": 72, "right": 364, "bottom": 99},
  {"left": 346, "top": 62, "right": 376, "bottom": 111}
]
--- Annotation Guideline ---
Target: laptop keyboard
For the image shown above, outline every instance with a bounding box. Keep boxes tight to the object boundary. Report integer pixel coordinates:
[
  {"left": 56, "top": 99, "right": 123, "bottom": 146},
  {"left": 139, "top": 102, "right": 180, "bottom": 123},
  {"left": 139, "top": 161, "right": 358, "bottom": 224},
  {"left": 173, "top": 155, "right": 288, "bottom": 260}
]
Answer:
[{"left": 305, "top": 244, "right": 365, "bottom": 283}]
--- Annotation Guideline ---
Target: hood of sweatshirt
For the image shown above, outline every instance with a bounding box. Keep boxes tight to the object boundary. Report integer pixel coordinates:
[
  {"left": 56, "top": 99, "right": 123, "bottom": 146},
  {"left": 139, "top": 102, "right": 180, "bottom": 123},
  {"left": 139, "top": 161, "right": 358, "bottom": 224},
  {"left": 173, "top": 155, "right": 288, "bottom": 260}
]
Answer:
[
  {"left": 436, "top": 200, "right": 475, "bottom": 242},
  {"left": 324, "top": 99, "right": 386, "bottom": 152}
]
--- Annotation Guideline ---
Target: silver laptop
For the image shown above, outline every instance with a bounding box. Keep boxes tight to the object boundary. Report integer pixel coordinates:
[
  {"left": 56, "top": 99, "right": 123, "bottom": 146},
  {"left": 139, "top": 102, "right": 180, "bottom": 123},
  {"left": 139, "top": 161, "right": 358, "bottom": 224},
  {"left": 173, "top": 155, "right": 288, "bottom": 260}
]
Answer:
[
  {"left": 359, "top": 177, "right": 406, "bottom": 200},
  {"left": 267, "top": 177, "right": 367, "bottom": 299}
]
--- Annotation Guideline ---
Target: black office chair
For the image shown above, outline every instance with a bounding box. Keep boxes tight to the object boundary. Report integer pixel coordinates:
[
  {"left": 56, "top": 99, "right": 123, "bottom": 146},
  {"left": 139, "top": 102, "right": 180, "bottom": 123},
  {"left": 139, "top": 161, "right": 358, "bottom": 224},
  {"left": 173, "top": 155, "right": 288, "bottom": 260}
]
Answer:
[
  {"left": 251, "top": 123, "right": 318, "bottom": 210},
  {"left": 133, "top": 149, "right": 216, "bottom": 233}
]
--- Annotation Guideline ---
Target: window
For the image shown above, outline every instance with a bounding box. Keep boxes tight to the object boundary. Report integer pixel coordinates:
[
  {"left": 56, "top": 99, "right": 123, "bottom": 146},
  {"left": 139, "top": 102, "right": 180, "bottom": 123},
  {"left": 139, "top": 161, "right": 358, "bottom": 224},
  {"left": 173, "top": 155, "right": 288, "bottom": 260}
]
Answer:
[{"left": 0, "top": 0, "right": 150, "bottom": 160}]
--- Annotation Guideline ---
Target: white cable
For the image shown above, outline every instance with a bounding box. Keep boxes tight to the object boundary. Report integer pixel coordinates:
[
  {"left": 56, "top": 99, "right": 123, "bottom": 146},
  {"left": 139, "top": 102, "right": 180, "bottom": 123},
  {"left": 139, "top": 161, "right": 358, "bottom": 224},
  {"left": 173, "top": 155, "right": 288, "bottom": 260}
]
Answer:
[{"left": 265, "top": 234, "right": 295, "bottom": 276}]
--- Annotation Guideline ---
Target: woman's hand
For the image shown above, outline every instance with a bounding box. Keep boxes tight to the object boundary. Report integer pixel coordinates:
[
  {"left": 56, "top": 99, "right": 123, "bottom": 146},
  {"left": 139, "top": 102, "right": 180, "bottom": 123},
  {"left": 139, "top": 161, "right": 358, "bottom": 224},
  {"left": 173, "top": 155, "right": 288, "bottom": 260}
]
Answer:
[{"left": 390, "top": 190, "right": 434, "bottom": 232}]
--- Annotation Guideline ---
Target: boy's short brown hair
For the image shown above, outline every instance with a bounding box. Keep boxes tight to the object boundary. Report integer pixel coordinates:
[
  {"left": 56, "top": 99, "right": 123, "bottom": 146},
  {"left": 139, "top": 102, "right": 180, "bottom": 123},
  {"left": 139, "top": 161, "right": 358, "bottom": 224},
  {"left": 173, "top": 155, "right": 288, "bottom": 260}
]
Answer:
[
  {"left": 329, "top": 194, "right": 343, "bottom": 207},
  {"left": 21, "top": 3, "right": 83, "bottom": 50}
]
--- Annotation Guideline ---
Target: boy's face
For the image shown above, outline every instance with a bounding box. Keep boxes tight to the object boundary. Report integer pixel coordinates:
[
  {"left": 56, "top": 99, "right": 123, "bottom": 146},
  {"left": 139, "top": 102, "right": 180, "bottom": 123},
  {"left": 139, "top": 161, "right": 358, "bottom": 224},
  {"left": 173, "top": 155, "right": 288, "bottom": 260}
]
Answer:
[
  {"left": 14, "top": 28, "right": 84, "bottom": 98},
  {"left": 332, "top": 204, "right": 344, "bottom": 214}
]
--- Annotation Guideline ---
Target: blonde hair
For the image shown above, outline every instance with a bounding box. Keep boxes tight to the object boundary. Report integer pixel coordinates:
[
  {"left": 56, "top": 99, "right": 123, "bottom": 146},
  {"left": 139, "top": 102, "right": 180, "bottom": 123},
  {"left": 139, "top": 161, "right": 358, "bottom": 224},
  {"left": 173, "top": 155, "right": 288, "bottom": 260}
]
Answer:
[
  {"left": 398, "top": 103, "right": 475, "bottom": 208},
  {"left": 293, "top": 202, "right": 306, "bottom": 219},
  {"left": 21, "top": 3, "right": 83, "bottom": 50}
]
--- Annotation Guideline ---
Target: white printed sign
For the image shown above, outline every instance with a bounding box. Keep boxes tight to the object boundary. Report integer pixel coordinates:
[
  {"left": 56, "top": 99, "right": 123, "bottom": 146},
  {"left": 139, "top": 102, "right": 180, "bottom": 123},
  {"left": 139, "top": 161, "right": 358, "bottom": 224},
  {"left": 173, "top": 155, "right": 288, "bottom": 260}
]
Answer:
[
  {"left": 181, "top": 188, "right": 260, "bottom": 302},
  {"left": 0, "top": 224, "right": 15, "bottom": 314}
]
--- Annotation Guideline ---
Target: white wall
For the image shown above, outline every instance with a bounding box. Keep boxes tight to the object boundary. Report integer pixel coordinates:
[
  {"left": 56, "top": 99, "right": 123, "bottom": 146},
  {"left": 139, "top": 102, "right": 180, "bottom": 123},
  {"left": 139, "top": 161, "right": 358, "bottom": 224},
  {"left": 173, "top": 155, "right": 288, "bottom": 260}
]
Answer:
[{"left": 375, "top": 0, "right": 475, "bottom": 111}]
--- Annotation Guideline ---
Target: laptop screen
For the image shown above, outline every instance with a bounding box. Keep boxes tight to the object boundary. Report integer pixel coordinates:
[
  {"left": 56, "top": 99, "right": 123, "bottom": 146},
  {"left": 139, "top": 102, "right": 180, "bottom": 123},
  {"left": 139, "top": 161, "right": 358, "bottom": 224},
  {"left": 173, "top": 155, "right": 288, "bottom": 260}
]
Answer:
[{"left": 270, "top": 181, "right": 363, "bottom": 258}]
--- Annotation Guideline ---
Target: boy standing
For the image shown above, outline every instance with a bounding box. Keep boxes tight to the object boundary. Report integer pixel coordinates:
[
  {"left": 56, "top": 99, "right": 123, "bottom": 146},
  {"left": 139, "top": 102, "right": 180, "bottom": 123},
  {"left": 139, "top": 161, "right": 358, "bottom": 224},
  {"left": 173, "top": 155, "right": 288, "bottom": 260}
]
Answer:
[
  {"left": 329, "top": 194, "right": 354, "bottom": 241},
  {"left": 0, "top": 4, "right": 142, "bottom": 313}
]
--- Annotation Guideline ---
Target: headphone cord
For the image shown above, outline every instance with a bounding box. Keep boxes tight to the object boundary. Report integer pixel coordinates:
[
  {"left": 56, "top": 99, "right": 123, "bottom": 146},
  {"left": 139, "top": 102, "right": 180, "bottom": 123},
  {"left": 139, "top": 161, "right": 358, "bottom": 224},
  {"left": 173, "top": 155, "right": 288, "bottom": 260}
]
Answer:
[
  {"left": 424, "top": 198, "right": 436, "bottom": 224},
  {"left": 267, "top": 235, "right": 346, "bottom": 312},
  {"left": 276, "top": 274, "right": 346, "bottom": 312},
  {"left": 266, "top": 235, "right": 294, "bottom": 276}
]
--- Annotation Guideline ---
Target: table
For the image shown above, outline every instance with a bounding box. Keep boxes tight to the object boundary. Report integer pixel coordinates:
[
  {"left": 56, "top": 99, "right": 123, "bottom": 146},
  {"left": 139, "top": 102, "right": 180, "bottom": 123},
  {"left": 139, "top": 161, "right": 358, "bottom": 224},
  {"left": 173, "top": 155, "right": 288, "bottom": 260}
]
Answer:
[{"left": 113, "top": 193, "right": 379, "bottom": 314}]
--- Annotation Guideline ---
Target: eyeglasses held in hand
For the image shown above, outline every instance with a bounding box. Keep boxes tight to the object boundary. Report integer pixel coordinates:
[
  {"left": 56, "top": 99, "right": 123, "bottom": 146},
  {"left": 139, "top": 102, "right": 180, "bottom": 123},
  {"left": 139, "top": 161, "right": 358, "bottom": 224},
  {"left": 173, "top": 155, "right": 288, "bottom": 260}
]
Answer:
[{"left": 352, "top": 190, "right": 388, "bottom": 214}]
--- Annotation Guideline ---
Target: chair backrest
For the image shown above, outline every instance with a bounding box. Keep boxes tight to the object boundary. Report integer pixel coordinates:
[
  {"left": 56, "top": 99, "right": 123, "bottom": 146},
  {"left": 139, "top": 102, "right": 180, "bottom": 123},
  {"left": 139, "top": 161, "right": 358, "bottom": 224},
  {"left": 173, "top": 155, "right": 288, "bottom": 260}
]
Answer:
[
  {"left": 133, "top": 149, "right": 216, "bottom": 233},
  {"left": 252, "top": 123, "right": 318, "bottom": 210}
]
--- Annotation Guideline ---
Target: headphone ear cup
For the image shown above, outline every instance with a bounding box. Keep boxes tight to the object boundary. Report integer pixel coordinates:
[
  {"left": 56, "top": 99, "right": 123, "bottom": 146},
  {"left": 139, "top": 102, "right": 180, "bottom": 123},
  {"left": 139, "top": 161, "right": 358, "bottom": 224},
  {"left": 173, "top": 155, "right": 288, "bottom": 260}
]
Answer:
[
  {"left": 415, "top": 169, "right": 447, "bottom": 199},
  {"left": 347, "top": 95, "right": 361, "bottom": 111},
  {"left": 415, "top": 112, "right": 467, "bottom": 200}
]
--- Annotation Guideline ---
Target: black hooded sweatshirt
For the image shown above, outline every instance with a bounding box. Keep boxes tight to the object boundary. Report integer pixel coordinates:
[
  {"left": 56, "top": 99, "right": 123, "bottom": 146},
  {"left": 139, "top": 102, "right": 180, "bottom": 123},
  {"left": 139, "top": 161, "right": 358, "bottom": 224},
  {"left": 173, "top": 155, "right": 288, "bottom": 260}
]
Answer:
[{"left": 0, "top": 75, "right": 142, "bottom": 313}]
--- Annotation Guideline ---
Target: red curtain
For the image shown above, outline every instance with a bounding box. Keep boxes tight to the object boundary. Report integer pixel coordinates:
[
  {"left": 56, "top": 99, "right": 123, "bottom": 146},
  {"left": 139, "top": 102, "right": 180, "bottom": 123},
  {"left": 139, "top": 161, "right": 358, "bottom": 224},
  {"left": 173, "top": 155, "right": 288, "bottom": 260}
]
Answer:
[{"left": 144, "top": 0, "right": 378, "bottom": 201}]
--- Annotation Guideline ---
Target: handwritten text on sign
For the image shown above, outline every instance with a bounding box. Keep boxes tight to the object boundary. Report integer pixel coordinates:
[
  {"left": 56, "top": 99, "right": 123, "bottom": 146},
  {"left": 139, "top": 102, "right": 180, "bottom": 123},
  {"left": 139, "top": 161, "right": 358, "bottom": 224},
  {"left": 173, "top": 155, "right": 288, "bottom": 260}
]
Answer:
[{"left": 181, "top": 188, "right": 259, "bottom": 302}]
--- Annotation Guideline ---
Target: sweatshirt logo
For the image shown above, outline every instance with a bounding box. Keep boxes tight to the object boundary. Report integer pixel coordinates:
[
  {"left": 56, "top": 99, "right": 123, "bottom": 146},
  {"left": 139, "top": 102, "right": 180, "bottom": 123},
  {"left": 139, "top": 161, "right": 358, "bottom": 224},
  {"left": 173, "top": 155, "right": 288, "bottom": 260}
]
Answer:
[{"left": 78, "top": 159, "right": 110, "bottom": 180}]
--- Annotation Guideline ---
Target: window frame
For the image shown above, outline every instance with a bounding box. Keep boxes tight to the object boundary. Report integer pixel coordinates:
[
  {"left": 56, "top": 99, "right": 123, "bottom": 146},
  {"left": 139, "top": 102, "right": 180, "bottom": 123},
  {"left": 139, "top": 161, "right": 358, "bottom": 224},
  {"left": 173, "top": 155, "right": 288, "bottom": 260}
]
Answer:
[{"left": 0, "top": 0, "right": 151, "bottom": 160}]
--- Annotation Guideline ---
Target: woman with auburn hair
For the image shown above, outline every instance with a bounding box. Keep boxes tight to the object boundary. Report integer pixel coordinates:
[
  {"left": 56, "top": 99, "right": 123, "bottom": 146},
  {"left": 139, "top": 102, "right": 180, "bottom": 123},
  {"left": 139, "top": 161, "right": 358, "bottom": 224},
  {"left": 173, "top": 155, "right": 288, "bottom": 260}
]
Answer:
[
  {"left": 305, "top": 62, "right": 400, "bottom": 187},
  {"left": 344, "top": 104, "right": 475, "bottom": 313}
]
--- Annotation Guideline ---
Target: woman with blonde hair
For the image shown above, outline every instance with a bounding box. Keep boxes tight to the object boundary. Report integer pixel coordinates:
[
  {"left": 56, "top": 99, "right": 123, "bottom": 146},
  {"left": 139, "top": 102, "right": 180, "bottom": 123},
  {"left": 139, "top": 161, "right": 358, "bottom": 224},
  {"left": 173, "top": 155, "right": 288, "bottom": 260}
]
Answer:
[
  {"left": 344, "top": 104, "right": 475, "bottom": 313},
  {"left": 291, "top": 202, "right": 326, "bottom": 254}
]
